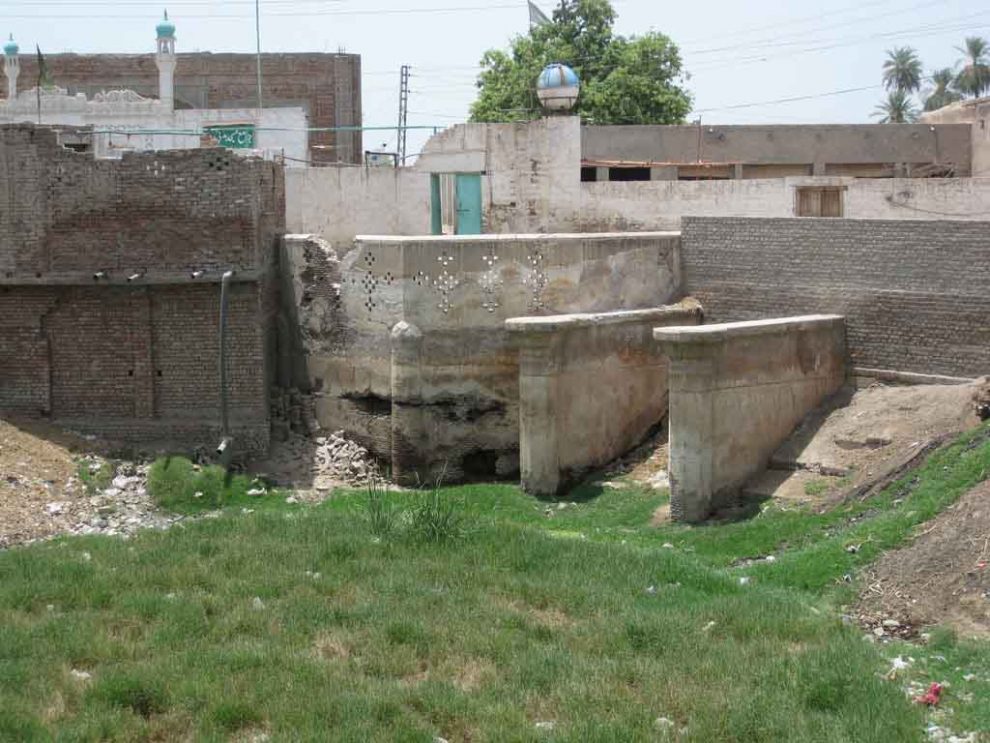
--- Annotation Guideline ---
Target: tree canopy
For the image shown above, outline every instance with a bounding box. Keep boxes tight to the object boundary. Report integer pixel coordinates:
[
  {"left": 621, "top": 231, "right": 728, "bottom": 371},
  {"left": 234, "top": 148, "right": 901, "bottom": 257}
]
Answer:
[{"left": 470, "top": 0, "right": 691, "bottom": 124}]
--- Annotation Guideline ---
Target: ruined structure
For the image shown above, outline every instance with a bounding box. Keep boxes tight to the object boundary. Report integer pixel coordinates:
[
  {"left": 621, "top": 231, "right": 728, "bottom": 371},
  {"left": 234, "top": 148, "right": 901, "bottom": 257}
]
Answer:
[
  {"left": 0, "top": 124, "right": 284, "bottom": 453},
  {"left": 12, "top": 40, "right": 361, "bottom": 164}
]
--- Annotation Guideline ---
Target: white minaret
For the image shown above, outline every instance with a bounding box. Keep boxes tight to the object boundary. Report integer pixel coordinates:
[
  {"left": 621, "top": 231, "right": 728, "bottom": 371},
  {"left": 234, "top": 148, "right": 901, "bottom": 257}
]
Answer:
[
  {"left": 3, "top": 34, "right": 19, "bottom": 100},
  {"left": 154, "top": 11, "right": 176, "bottom": 111}
]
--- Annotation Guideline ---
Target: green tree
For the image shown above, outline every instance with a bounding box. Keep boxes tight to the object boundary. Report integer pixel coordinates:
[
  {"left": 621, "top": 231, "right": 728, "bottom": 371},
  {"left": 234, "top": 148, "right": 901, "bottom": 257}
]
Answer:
[
  {"left": 470, "top": 0, "right": 691, "bottom": 124},
  {"left": 923, "top": 67, "right": 963, "bottom": 111},
  {"left": 872, "top": 90, "right": 919, "bottom": 123},
  {"left": 954, "top": 36, "right": 990, "bottom": 98},
  {"left": 882, "top": 46, "right": 923, "bottom": 93}
]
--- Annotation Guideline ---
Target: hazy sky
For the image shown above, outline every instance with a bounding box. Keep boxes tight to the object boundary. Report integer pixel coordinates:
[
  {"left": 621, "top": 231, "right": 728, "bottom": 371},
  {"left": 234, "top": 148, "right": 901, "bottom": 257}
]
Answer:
[{"left": 2, "top": 0, "right": 987, "bottom": 156}]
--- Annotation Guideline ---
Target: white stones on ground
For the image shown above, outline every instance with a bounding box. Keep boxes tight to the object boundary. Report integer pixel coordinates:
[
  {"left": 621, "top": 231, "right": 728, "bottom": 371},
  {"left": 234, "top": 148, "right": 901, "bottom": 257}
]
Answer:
[
  {"left": 252, "top": 597, "right": 265, "bottom": 610},
  {"left": 648, "top": 470, "right": 671, "bottom": 490},
  {"left": 534, "top": 721, "right": 556, "bottom": 732},
  {"left": 654, "top": 717, "right": 675, "bottom": 731},
  {"left": 69, "top": 669, "right": 92, "bottom": 682},
  {"left": 247, "top": 488, "right": 266, "bottom": 497},
  {"left": 46, "top": 502, "right": 63, "bottom": 515}
]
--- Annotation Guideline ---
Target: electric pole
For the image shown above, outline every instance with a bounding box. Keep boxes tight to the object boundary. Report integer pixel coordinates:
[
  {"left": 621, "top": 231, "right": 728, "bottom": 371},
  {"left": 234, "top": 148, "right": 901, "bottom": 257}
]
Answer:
[{"left": 396, "top": 64, "right": 410, "bottom": 165}]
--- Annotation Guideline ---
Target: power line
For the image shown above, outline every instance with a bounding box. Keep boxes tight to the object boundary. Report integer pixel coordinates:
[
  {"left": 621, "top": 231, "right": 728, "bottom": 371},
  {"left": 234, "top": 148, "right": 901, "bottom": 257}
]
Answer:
[{"left": 0, "top": 2, "right": 525, "bottom": 18}]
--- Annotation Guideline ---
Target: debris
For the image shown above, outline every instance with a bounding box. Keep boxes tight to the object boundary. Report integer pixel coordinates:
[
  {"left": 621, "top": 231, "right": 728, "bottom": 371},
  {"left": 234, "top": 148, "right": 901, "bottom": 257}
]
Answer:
[
  {"left": 69, "top": 669, "right": 92, "bottom": 682},
  {"left": 702, "top": 620, "right": 716, "bottom": 632},
  {"left": 845, "top": 544, "right": 861, "bottom": 554},
  {"left": 739, "top": 576, "right": 751, "bottom": 586},
  {"left": 654, "top": 716, "right": 675, "bottom": 731},
  {"left": 252, "top": 597, "right": 265, "bottom": 611},
  {"left": 246, "top": 488, "right": 266, "bottom": 497},
  {"left": 662, "top": 542, "right": 674, "bottom": 549},
  {"left": 645, "top": 585, "right": 657, "bottom": 596},
  {"left": 534, "top": 721, "right": 555, "bottom": 732},
  {"left": 914, "top": 682, "right": 942, "bottom": 706}
]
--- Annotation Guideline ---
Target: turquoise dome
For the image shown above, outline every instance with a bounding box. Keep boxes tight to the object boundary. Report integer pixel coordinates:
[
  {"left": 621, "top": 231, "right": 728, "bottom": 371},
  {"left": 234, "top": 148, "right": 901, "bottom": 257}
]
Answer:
[
  {"left": 156, "top": 11, "right": 175, "bottom": 38},
  {"left": 4, "top": 34, "right": 18, "bottom": 56},
  {"left": 537, "top": 63, "right": 579, "bottom": 89}
]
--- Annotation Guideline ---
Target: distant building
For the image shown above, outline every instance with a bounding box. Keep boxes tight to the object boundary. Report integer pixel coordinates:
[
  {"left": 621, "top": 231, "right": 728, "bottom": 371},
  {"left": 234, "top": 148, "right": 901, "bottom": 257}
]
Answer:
[{"left": 4, "top": 14, "right": 362, "bottom": 164}]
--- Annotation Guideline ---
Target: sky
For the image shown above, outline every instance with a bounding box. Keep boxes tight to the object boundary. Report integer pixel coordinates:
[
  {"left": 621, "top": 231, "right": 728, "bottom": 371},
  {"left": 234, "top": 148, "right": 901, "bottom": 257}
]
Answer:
[{"left": 2, "top": 0, "right": 987, "bottom": 158}]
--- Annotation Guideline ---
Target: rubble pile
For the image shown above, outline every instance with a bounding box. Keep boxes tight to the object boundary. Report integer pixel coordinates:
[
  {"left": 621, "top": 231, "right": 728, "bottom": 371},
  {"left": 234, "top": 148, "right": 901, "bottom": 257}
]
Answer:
[
  {"left": 252, "top": 429, "right": 381, "bottom": 498},
  {"left": 49, "top": 457, "right": 182, "bottom": 540}
]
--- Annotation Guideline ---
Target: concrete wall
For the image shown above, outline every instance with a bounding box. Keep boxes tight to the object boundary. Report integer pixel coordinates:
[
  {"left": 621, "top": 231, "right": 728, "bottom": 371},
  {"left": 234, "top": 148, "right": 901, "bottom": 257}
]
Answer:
[
  {"left": 655, "top": 315, "right": 846, "bottom": 522},
  {"left": 680, "top": 217, "right": 990, "bottom": 379},
  {"left": 0, "top": 124, "right": 284, "bottom": 454},
  {"left": 508, "top": 304, "right": 702, "bottom": 495},
  {"left": 921, "top": 97, "right": 990, "bottom": 179},
  {"left": 283, "top": 231, "right": 682, "bottom": 483},
  {"left": 575, "top": 176, "right": 990, "bottom": 231},
  {"left": 416, "top": 116, "right": 582, "bottom": 234},
  {"left": 285, "top": 166, "right": 431, "bottom": 249},
  {"left": 582, "top": 124, "right": 972, "bottom": 176},
  {"left": 16, "top": 52, "right": 362, "bottom": 164}
]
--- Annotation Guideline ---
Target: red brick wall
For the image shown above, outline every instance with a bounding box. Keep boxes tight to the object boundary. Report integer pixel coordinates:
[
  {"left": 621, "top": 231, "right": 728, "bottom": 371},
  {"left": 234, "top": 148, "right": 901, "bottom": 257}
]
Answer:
[{"left": 17, "top": 52, "right": 362, "bottom": 164}]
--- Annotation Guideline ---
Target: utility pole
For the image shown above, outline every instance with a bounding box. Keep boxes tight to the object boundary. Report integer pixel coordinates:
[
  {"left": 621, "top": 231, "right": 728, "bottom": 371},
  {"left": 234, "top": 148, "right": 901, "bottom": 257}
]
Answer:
[
  {"left": 255, "top": 0, "right": 263, "bottom": 115},
  {"left": 396, "top": 64, "right": 410, "bottom": 165}
]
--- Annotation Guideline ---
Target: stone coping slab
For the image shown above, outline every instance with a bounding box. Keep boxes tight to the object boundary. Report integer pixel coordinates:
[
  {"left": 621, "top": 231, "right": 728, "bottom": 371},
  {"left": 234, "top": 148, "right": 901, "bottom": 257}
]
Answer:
[
  {"left": 356, "top": 231, "right": 681, "bottom": 243},
  {"left": 506, "top": 306, "right": 697, "bottom": 334},
  {"left": 654, "top": 314, "right": 844, "bottom": 344}
]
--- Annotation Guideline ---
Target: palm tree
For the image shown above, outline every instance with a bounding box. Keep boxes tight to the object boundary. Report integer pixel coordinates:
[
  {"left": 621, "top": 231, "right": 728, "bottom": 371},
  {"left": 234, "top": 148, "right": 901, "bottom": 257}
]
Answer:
[
  {"left": 954, "top": 36, "right": 990, "bottom": 98},
  {"left": 923, "top": 67, "right": 963, "bottom": 111},
  {"left": 873, "top": 90, "right": 919, "bottom": 123},
  {"left": 882, "top": 46, "right": 922, "bottom": 93}
]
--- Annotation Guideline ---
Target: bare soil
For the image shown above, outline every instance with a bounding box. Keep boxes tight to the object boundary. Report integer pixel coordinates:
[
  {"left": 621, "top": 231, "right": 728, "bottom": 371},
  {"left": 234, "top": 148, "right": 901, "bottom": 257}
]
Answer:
[
  {"left": 0, "top": 418, "right": 101, "bottom": 547},
  {"left": 857, "top": 480, "right": 990, "bottom": 638},
  {"left": 745, "top": 380, "right": 985, "bottom": 509}
]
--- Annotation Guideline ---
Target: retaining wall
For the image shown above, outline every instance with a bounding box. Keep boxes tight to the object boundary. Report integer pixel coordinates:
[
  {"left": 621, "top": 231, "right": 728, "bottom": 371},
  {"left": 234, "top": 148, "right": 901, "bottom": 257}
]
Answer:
[
  {"left": 655, "top": 315, "right": 846, "bottom": 522},
  {"left": 508, "top": 304, "right": 702, "bottom": 495}
]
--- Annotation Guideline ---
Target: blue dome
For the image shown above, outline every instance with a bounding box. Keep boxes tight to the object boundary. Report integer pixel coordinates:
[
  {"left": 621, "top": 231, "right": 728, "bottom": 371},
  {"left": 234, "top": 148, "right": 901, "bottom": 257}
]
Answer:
[
  {"left": 4, "top": 34, "right": 18, "bottom": 56},
  {"left": 156, "top": 11, "right": 175, "bottom": 38},
  {"left": 537, "top": 64, "right": 579, "bottom": 90}
]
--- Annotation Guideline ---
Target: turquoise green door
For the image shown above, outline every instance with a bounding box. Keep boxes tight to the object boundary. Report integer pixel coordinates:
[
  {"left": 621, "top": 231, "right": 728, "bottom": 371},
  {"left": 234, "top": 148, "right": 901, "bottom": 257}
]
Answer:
[{"left": 455, "top": 173, "right": 482, "bottom": 235}]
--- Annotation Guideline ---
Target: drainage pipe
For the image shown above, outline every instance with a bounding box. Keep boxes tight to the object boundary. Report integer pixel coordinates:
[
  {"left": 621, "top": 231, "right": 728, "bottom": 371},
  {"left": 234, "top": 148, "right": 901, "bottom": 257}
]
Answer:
[{"left": 217, "top": 270, "right": 235, "bottom": 460}]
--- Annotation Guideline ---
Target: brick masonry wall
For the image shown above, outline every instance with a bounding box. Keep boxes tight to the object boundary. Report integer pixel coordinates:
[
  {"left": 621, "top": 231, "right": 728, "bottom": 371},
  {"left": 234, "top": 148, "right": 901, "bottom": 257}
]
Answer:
[
  {"left": 17, "top": 52, "right": 362, "bottom": 164},
  {"left": 681, "top": 217, "right": 990, "bottom": 378},
  {"left": 0, "top": 124, "right": 284, "bottom": 455}
]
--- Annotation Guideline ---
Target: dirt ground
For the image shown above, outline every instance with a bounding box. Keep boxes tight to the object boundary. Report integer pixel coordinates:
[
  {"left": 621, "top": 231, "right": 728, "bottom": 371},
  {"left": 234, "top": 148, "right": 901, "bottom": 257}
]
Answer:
[
  {"left": 857, "top": 479, "right": 990, "bottom": 638},
  {"left": 745, "top": 380, "right": 985, "bottom": 509},
  {"left": 0, "top": 418, "right": 101, "bottom": 547}
]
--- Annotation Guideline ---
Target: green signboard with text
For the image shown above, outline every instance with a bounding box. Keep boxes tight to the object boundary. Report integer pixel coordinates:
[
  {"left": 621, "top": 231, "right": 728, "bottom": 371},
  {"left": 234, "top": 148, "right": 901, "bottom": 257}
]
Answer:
[{"left": 204, "top": 124, "right": 256, "bottom": 149}]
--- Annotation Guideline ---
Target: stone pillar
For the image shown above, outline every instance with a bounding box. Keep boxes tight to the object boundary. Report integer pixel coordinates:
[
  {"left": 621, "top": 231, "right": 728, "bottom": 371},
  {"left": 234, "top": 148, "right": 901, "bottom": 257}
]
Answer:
[
  {"left": 389, "top": 320, "right": 426, "bottom": 485},
  {"left": 664, "top": 343, "right": 716, "bottom": 522},
  {"left": 514, "top": 329, "right": 561, "bottom": 495}
]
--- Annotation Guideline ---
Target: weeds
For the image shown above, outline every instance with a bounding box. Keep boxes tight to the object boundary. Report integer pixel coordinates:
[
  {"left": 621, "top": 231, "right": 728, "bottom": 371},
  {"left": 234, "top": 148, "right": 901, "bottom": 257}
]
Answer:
[
  {"left": 408, "top": 483, "right": 467, "bottom": 544},
  {"left": 364, "top": 477, "right": 400, "bottom": 539},
  {"left": 77, "top": 459, "right": 115, "bottom": 495},
  {"left": 361, "top": 474, "right": 469, "bottom": 544}
]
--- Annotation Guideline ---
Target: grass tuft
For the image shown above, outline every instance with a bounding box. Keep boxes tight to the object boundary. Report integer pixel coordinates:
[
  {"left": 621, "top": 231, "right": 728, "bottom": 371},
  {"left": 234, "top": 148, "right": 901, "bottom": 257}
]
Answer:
[
  {"left": 407, "top": 484, "right": 468, "bottom": 544},
  {"left": 89, "top": 675, "right": 168, "bottom": 718},
  {"left": 147, "top": 456, "right": 283, "bottom": 514},
  {"left": 364, "top": 477, "right": 400, "bottom": 539}
]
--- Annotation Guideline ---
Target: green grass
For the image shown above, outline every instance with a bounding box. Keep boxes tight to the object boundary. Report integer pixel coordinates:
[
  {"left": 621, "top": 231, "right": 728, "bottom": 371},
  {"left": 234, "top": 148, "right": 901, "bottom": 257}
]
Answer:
[
  {"left": 147, "top": 456, "right": 288, "bottom": 514},
  {"left": 804, "top": 479, "right": 830, "bottom": 497},
  {"left": 76, "top": 459, "right": 115, "bottom": 496},
  {"left": 0, "top": 424, "right": 987, "bottom": 740}
]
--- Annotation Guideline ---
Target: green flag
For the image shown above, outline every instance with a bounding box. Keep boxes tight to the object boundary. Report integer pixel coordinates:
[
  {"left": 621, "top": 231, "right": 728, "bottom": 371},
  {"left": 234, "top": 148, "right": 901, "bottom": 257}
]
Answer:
[{"left": 36, "top": 44, "right": 53, "bottom": 89}]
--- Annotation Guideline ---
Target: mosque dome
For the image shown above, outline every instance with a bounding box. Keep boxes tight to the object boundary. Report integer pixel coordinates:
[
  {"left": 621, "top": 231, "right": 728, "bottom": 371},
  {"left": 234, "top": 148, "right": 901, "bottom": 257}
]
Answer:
[
  {"left": 4, "top": 34, "right": 19, "bottom": 56},
  {"left": 156, "top": 11, "right": 176, "bottom": 39},
  {"left": 536, "top": 63, "right": 580, "bottom": 112}
]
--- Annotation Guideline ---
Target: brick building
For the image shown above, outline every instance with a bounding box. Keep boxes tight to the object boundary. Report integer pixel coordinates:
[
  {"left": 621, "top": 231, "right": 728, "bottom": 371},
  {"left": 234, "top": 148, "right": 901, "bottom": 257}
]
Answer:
[
  {"left": 0, "top": 123, "right": 285, "bottom": 453},
  {"left": 16, "top": 51, "right": 361, "bottom": 164}
]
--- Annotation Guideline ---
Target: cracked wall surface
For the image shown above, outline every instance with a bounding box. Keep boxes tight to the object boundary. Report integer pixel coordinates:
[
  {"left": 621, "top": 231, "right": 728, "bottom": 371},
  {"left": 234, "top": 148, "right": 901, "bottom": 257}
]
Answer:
[{"left": 284, "top": 231, "right": 682, "bottom": 483}]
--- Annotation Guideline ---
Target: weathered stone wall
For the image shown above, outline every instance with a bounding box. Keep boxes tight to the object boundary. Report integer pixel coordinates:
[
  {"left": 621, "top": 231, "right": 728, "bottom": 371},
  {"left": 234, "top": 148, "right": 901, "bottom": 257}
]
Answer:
[
  {"left": 17, "top": 52, "right": 362, "bottom": 164},
  {"left": 655, "top": 315, "right": 847, "bottom": 522},
  {"left": 508, "top": 304, "right": 702, "bottom": 495},
  {"left": 284, "top": 231, "right": 682, "bottom": 482},
  {"left": 0, "top": 124, "right": 284, "bottom": 454},
  {"left": 680, "top": 217, "right": 990, "bottom": 379}
]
